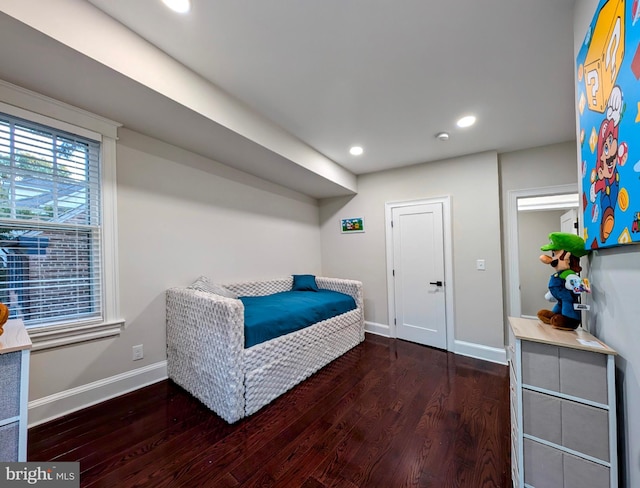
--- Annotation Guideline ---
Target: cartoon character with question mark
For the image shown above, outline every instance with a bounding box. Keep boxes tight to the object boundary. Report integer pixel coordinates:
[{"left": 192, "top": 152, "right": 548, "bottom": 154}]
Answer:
[{"left": 590, "top": 85, "right": 628, "bottom": 243}]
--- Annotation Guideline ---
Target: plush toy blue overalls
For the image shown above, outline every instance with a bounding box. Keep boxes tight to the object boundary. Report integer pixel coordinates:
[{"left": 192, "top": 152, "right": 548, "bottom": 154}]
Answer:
[{"left": 536, "top": 232, "right": 590, "bottom": 331}]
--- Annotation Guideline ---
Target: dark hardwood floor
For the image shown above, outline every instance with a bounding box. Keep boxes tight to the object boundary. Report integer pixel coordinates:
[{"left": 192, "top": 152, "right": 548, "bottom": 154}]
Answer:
[{"left": 28, "top": 334, "right": 510, "bottom": 487}]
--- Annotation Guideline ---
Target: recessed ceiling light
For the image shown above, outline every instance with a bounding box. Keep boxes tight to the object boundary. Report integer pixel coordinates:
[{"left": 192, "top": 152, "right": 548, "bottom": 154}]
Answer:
[
  {"left": 349, "top": 146, "right": 364, "bottom": 156},
  {"left": 162, "top": 0, "right": 191, "bottom": 14},
  {"left": 435, "top": 132, "right": 449, "bottom": 141},
  {"left": 456, "top": 115, "right": 476, "bottom": 128}
]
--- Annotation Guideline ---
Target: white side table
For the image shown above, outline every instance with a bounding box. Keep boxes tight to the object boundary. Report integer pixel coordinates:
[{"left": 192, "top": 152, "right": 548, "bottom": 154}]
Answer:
[{"left": 509, "top": 316, "right": 617, "bottom": 488}]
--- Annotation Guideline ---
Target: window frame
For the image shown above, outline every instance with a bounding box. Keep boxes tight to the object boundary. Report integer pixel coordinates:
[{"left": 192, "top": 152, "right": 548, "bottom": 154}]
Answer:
[{"left": 0, "top": 80, "right": 123, "bottom": 351}]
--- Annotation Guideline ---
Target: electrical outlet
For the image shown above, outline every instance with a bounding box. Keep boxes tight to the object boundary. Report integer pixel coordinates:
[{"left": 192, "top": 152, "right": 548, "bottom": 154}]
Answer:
[{"left": 132, "top": 344, "right": 144, "bottom": 361}]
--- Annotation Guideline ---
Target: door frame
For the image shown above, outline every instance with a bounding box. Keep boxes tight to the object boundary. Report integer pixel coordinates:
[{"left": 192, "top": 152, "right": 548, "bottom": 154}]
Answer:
[
  {"left": 385, "top": 196, "right": 455, "bottom": 352},
  {"left": 506, "top": 183, "right": 578, "bottom": 318}
]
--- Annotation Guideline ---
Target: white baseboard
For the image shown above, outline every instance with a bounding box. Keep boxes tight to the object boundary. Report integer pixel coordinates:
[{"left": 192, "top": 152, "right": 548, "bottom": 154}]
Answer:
[
  {"left": 365, "top": 323, "right": 506, "bottom": 365},
  {"left": 454, "top": 340, "right": 507, "bottom": 365},
  {"left": 28, "top": 361, "right": 168, "bottom": 427},
  {"left": 364, "top": 321, "right": 390, "bottom": 337}
]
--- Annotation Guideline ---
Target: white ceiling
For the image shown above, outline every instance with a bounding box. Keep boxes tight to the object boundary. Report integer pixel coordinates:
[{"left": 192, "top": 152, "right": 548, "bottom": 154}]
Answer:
[{"left": 0, "top": 0, "right": 578, "bottom": 198}]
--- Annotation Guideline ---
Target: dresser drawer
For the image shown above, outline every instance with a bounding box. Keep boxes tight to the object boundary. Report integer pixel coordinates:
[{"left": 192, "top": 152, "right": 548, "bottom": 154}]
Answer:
[
  {"left": 522, "top": 389, "right": 609, "bottom": 461},
  {"left": 522, "top": 389, "right": 561, "bottom": 445},
  {"left": 524, "top": 438, "right": 610, "bottom": 488},
  {"left": 524, "top": 438, "right": 563, "bottom": 487},
  {"left": 564, "top": 451, "right": 610, "bottom": 488},
  {"left": 562, "top": 400, "right": 609, "bottom": 461},
  {"left": 559, "top": 347, "right": 608, "bottom": 405},
  {"left": 521, "top": 341, "right": 560, "bottom": 392},
  {"left": 0, "top": 422, "right": 19, "bottom": 462},
  {"left": 521, "top": 341, "right": 608, "bottom": 404},
  {"left": 0, "top": 351, "right": 21, "bottom": 420}
]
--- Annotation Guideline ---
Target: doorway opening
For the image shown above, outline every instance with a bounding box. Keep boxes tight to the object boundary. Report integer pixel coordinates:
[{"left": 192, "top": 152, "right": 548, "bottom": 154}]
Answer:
[{"left": 507, "top": 184, "right": 579, "bottom": 319}]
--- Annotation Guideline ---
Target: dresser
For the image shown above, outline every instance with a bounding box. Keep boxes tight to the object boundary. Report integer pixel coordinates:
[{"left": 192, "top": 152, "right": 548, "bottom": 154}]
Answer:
[
  {"left": 508, "top": 316, "right": 617, "bottom": 488},
  {"left": 0, "top": 319, "right": 32, "bottom": 462}
]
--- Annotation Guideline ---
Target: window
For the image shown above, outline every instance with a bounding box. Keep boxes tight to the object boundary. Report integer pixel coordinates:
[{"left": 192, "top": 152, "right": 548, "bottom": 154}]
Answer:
[
  {"left": 0, "top": 113, "right": 103, "bottom": 325},
  {"left": 0, "top": 80, "right": 122, "bottom": 350}
]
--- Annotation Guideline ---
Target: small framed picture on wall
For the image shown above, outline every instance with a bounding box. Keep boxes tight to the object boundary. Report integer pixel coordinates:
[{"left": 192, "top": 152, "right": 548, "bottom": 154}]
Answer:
[{"left": 341, "top": 217, "right": 364, "bottom": 233}]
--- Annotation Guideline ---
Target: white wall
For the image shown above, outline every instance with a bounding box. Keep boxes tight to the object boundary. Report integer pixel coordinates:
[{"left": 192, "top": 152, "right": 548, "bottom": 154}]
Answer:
[
  {"left": 575, "top": 1, "right": 640, "bottom": 486},
  {"left": 587, "top": 247, "right": 640, "bottom": 487},
  {"left": 28, "top": 127, "right": 322, "bottom": 424},
  {"left": 319, "top": 151, "right": 504, "bottom": 357}
]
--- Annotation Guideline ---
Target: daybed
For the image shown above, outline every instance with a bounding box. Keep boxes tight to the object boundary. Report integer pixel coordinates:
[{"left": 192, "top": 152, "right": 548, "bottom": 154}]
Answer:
[{"left": 166, "top": 275, "right": 364, "bottom": 423}]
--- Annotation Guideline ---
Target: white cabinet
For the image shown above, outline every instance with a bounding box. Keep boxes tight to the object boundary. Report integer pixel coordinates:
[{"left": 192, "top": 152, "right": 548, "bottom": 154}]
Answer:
[
  {"left": 509, "top": 316, "right": 617, "bottom": 488},
  {"left": 0, "top": 319, "right": 31, "bottom": 462}
]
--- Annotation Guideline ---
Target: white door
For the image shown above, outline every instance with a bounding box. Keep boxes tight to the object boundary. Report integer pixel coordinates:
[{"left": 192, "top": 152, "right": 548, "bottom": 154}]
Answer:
[
  {"left": 561, "top": 208, "right": 579, "bottom": 235},
  {"left": 392, "top": 202, "right": 447, "bottom": 349}
]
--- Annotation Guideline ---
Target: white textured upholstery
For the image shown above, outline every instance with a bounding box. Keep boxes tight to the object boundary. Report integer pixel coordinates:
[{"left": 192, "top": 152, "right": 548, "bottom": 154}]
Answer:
[{"left": 166, "top": 277, "right": 364, "bottom": 423}]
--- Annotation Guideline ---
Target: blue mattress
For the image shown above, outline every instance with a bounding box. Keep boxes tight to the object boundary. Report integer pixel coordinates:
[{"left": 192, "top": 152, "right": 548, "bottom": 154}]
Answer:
[{"left": 240, "top": 290, "right": 357, "bottom": 348}]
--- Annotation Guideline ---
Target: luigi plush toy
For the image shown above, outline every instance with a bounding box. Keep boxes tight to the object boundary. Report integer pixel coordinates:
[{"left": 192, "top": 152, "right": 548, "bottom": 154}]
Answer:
[{"left": 537, "top": 232, "right": 591, "bottom": 331}]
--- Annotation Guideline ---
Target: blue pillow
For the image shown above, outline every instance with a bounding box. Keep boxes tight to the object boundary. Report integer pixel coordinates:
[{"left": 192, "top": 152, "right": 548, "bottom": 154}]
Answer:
[{"left": 292, "top": 274, "right": 319, "bottom": 292}]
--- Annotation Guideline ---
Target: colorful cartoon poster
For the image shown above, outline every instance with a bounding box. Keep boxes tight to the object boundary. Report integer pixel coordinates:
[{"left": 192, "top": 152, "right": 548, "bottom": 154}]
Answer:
[
  {"left": 341, "top": 217, "right": 364, "bottom": 233},
  {"left": 576, "top": 0, "right": 640, "bottom": 249}
]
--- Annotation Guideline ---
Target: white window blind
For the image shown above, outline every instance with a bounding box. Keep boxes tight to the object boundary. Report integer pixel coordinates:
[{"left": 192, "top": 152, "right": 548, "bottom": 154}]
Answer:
[{"left": 0, "top": 112, "right": 103, "bottom": 328}]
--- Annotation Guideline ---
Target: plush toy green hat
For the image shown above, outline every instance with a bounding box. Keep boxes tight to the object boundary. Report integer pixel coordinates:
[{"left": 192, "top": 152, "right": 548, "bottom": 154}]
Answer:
[{"left": 540, "top": 232, "right": 589, "bottom": 257}]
